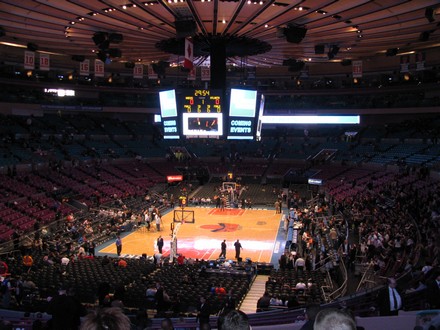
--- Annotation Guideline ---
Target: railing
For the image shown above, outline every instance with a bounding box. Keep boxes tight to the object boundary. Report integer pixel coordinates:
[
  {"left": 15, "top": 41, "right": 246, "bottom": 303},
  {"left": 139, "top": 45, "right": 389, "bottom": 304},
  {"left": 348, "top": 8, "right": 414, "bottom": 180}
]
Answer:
[
  {"left": 327, "top": 253, "right": 348, "bottom": 301},
  {"left": 313, "top": 251, "right": 348, "bottom": 303},
  {"left": 356, "top": 261, "right": 379, "bottom": 292}
]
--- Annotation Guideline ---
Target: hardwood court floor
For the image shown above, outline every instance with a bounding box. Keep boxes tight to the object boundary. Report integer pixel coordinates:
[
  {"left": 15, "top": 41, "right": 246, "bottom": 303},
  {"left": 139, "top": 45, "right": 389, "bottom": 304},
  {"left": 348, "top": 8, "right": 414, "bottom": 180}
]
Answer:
[{"left": 99, "top": 207, "right": 281, "bottom": 263}]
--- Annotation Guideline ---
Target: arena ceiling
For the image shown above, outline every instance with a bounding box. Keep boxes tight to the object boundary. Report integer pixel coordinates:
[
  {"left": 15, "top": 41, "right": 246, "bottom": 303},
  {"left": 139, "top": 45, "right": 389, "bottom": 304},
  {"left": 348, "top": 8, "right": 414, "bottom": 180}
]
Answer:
[{"left": 0, "top": 0, "right": 439, "bottom": 68}]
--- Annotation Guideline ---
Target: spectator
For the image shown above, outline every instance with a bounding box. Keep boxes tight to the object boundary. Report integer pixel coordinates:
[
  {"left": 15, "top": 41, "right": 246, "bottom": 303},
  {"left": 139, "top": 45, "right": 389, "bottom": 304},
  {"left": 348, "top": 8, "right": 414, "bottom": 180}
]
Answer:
[
  {"left": 161, "top": 317, "right": 174, "bottom": 330},
  {"left": 197, "top": 296, "right": 211, "bottom": 326},
  {"left": 314, "top": 308, "right": 356, "bottom": 330},
  {"left": 80, "top": 307, "right": 131, "bottom": 330},
  {"left": 221, "top": 310, "right": 250, "bottom": 330},
  {"left": 299, "top": 303, "right": 321, "bottom": 330},
  {"left": 426, "top": 270, "right": 440, "bottom": 309},
  {"left": 47, "top": 286, "right": 87, "bottom": 330},
  {"left": 256, "top": 291, "right": 271, "bottom": 312},
  {"left": 377, "top": 277, "right": 403, "bottom": 316}
]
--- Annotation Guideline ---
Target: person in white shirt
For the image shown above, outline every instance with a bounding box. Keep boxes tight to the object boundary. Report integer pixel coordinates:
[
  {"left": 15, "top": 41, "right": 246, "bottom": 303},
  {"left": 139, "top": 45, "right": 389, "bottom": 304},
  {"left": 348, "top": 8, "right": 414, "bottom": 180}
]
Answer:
[
  {"left": 61, "top": 256, "right": 70, "bottom": 266},
  {"left": 155, "top": 213, "right": 162, "bottom": 232}
]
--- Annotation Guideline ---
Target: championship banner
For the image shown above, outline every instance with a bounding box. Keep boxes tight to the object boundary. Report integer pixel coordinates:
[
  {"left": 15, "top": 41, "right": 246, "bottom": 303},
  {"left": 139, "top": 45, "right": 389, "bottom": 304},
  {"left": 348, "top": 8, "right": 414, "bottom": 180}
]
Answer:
[
  {"left": 39, "top": 53, "right": 50, "bottom": 71},
  {"left": 352, "top": 60, "right": 363, "bottom": 78},
  {"left": 187, "top": 66, "right": 196, "bottom": 81},
  {"left": 416, "top": 52, "right": 425, "bottom": 71},
  {"left": 80, "top": 59, "right": 90, "bottom": 76},
  {"left": 201, "top": 66, "right": 210, "bottom": 81},
  {"left": 147, "top": 65, "right": 157, "bottom": 79},
  {"left": 24, "top": 50, "right": 35, "bottom": 70},
  {"left": 133, "top": 63, "right": 143, "bottom": 79},
  {"left": 184, "top": 37, "right": 194, "bottom": 70},
  {"left": 400, "top": 55, "right": 410, "bottom": 73},
  {"left": 94, "top": 59, "right": 105, "bottom": 77}
]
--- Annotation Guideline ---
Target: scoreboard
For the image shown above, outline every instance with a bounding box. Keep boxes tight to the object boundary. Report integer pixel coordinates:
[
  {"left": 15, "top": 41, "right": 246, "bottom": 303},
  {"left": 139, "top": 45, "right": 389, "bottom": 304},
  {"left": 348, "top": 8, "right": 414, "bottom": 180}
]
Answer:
[
  {"left": 158, "top": 89, "right": 258, "bottom": 139},
  {"left": 182, "top": 89, "right": 222, "bottom": 114},
  {"left": 181, "top": 89, "right": 224, "bottom": 137}
]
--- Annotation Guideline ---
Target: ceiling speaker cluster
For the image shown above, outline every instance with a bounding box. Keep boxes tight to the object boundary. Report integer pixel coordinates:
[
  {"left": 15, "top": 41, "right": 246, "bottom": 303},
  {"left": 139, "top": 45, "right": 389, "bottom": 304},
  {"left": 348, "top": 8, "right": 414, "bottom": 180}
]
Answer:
[
  {"left": 425, "top": 7, "right": 435, "bottom": 23},
  {"left": 152, "top": 61, "right": 170, "bottom": 76},
  {"left": 283, "top": 25, "right": 307, "bottom": 44},
  {"left": 71, "top": 55, "right": 85, "bottom": 62},
  {"left": 175, "top": 19, "right": 197, "bottom": 39},
  {"left": 283, "top": 58, "right": 305, "bottom": 71},
  {"left": 419, "top": 31, "right": 430, "bottom": 41},
  {"left": 386, "top": 48, "right": 398, "bottom": 56},
  {"left": 27, "top": 42, "right": 38, "bottom": 52},
  {"left": 314, "top": 45, "right": 325, "bottom": 55},
  {"left": 92, "top": 32, "right": 123, "bottom": 62},
  {"left": 327, "top": 45, "right": 340, "bottom": 59}
]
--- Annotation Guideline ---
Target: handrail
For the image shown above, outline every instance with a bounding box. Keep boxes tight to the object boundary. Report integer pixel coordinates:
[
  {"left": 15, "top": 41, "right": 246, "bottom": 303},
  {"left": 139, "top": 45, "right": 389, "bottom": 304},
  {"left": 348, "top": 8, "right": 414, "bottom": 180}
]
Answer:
[
  {"left": 356, "top": 261, "right": 377, "bottom": 292},
  {"left": 328, "top": 253, "right": 348, "bottom": 300}
]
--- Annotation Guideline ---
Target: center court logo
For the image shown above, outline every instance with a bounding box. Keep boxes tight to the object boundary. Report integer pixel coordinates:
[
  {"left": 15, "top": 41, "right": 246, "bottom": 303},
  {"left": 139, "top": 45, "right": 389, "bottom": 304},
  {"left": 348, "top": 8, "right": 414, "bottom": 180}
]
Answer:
[{"left": 200, "top": 223, "right": 241, "bottom": 232}]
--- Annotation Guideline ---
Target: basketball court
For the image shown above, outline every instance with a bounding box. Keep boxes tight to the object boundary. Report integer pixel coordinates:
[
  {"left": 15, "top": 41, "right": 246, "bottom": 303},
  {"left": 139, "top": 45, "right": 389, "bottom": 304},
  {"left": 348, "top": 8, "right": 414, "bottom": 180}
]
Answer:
[{"left": 98, "top": 206, "right": 285, "bottom": 263}]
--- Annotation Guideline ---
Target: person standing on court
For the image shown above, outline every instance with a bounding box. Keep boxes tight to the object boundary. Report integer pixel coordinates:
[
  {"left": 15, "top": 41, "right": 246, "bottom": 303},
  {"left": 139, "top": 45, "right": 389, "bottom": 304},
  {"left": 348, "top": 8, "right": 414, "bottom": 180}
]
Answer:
[
  {"left": 234, "top": 239, "right": 243, "bottom": 260},
  {"left": 219, "top": 240, "right": 227, "bottom": 258},
  {"left": 157, "top": 235, "right": 164, "bottom": 254},
  {"left": 115, "top": 235, "right": 122, "bottom": 257},
  {"left": 155, "top": 212, "right": 162, "bottom": 232}
]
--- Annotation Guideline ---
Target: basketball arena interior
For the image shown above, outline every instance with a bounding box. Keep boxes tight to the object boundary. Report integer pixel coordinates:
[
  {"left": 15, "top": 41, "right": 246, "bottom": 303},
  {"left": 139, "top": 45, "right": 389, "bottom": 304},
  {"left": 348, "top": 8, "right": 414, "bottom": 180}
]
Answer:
[{"left": 0, "top": 1, "right": 440, "bottom": 329}]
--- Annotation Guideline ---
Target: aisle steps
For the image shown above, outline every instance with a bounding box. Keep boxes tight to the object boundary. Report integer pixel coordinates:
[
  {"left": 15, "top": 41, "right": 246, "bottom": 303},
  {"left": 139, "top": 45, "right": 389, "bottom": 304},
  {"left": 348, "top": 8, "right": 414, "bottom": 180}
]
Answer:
[{"left": 239, "top": 275, "right": 269, "bottom": 314}]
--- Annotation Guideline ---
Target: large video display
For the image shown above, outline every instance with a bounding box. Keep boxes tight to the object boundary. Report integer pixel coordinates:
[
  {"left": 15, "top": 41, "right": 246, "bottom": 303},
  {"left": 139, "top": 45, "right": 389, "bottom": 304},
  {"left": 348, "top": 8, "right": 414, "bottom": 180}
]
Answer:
[
  {"left": 227, "top": 88, "right": 258, "bottom": 140},
  {"left": 159, "top": 89, "right": 179, "bottom": 139}
]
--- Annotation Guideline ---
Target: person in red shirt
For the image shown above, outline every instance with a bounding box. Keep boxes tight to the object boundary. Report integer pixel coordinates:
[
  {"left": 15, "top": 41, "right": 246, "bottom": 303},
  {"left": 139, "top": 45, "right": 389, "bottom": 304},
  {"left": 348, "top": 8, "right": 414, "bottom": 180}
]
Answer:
[
  {"left": 22, "top": 255, "right": 33, "bottom": 273},
  {"left": 177, "top": 254, "right": 185, "bottom": 265},
  {"left": 0, "top": 260, "right": 8, "bottom": 276},
  {"left": 118, "top": 259, "right": 127, "bottom": 268}
]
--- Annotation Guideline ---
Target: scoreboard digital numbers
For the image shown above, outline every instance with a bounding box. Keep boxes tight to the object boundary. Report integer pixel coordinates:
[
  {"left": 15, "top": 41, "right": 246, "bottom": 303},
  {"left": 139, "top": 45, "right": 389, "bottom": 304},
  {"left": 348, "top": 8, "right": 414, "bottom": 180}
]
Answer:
[
  {"left": 183, "top": 89, "right": 222, "bottom": 113},
  {"left": 181, "top": 89, "right": 224, "bottom": 137}
]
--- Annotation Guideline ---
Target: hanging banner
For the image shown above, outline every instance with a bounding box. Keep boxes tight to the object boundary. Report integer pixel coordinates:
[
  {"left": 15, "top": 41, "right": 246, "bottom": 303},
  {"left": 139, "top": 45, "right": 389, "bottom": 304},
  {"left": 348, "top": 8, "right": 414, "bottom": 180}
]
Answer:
[
  {"left": 400, "top": 55, "right": 410, "bottom": 73},
  {"left": 133, "top": 63, "right": 144, "bottom": 79},
  {"left": 416, "top": 52, "right": 425, "bottom": 71},
  {"left": 80, "top": 59, "right": 90, "bottom": 76},
  {"left": 352, "top": 60, "right": 363, "bottom": 78},
  {"left": 94, "top": 59, "right": 105, "bottom": 77},
  {"left": 24, "top": 50, "right": 35, "bottom": 70},
  {"left": 184, "top": 37, "right": 194, "bottom": 70},
  {"left": 187, "top": 66, "right": 196, "bottom": 81},
  {"left": 201, "top": 66, "right": 210, "bottom": 81},
  {"left": 39, "top": 53, "right": 50, "bottom": 71},
  {"left": 147, "top": 65, "right": 157, "bottom": 79}
]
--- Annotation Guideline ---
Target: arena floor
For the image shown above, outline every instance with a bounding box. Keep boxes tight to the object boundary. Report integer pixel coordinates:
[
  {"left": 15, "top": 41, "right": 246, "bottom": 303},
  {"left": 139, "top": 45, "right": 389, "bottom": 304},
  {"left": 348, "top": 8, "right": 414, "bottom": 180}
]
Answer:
[{"left": 98, "top": 206, "right": 285, "bottom": 264}]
